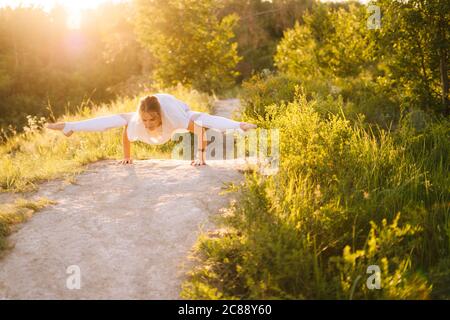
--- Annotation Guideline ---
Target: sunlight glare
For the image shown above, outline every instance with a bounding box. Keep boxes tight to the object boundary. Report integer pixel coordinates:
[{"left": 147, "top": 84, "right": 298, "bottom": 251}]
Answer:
[
  {"left": 66, "top": 5, "right": 81, "bottom": 30},
  {"left": 0, "top": 0, "right": 124, "bottom": 29}
]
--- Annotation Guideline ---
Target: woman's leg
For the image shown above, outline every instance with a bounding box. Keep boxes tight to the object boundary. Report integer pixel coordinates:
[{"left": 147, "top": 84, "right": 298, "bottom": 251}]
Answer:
[
  {"left": 61, "top": 114, "right": 130, "bottom": 135},
  {"left": 189, "top": 112, "right": 255, "bottom": 132}
]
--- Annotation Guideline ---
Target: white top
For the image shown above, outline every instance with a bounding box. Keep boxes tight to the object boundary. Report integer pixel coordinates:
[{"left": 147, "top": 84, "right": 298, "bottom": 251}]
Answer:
[{"left": 126, "top": 93, "right": 192, "bottom": 145}]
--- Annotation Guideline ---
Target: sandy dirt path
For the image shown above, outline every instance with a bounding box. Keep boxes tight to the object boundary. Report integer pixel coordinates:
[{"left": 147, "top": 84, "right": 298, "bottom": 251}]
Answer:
[{"left": 0, "top": 99, "right": 246, "bottom": 299}]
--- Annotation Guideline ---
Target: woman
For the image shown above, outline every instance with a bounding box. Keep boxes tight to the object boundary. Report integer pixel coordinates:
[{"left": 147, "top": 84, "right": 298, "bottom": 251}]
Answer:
[{"left": 46, "top": 93, "right": 257, "bottom": 166}]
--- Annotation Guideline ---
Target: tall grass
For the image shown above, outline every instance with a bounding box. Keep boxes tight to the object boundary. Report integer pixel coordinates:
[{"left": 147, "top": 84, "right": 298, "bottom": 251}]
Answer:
[
  {"left": 0, "top": 85, "right": 214, "bottom": 193},
  {"left": 181, "top": 90, "right": 450, "bottom": 299}
]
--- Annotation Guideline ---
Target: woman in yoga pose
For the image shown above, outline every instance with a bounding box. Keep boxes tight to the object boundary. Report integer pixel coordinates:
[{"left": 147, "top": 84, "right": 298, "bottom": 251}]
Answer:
[{"left": 46, "top": 93, "right": 257, "bottom": 166}]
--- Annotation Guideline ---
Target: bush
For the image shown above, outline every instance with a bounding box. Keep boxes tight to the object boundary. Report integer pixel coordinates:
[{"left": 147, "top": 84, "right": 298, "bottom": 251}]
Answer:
[
  {"left": 182, "top": 91, "right": 450, "bottom": 299},
  {"left": 240, "top": 69, "right": 403, "bottom": 131},
  {"left": 240, "top": 71, "right": 302, "bottom": 121}
]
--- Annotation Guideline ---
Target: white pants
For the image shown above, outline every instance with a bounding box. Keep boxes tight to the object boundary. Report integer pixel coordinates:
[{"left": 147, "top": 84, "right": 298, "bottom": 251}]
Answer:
[
  {"left": 62, "top": 112, "right": 242, "bottom": 135},
  {"left": 187, "top": 111, "right": 241, "bottom": 132},
  {"left": 62, "top": 114, "right": 129, "bottom": 135}
]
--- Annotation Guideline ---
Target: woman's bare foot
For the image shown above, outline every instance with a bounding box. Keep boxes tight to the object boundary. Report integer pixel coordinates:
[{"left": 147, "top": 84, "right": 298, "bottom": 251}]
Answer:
[
  {"left": 45, "top": 122, "right": 73, "bottom": 137},
  {"left": 239, "top": 122, "right": 257, "bottom": 132}
]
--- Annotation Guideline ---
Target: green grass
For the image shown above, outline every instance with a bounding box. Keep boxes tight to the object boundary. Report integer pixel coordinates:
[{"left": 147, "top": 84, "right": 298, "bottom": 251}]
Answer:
[{"left": 181, "top": 90, "right": 450, "bottom": 300}]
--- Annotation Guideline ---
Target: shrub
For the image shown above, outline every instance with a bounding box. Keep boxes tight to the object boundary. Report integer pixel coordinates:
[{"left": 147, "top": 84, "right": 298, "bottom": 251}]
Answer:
[{"left": 182, "top": 91, "right": 450, "bottom": 299}]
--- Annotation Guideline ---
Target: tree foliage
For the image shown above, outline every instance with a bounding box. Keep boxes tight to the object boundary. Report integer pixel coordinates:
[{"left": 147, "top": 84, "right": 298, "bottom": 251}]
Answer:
[
  {"left": 0, "top": 3, "right": 147, "bottom": 132},
  {"left": 373, "top": 0, "right": 449, "bottom": 114},
  {"left": 274, "top": 1, "right": 449, "bottom": 115},
  {"left": 134, "top": 0, "right": 242, "bottom": 93}
]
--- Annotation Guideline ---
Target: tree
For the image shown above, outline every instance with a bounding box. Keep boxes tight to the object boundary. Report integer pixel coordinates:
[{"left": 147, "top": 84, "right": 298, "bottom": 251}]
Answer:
[
  {"left": 217, "top": 0, "right": 314, "bottom": 81},
  {"left": 134, "top": 0, "right": 242, "bottom": 93},
  {"left": 274, "top": 3, "right": 376, "bottom": 78},
  {"left": 0, "top": 3, "right": 149, "bottom": 133},
  {"left": 373, "top": 0, "right": 449, "bottom": 115},
  {"left": 274, "top": 0, "right": 449, "bottom": 116}
]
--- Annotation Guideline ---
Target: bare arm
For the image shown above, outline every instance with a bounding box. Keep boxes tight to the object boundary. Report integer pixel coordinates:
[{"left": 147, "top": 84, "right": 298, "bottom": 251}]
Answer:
[
  {"left": 196, "top": 125, "right": 207, "bottom": 165},
  {"left": 119, "top": 124, "right": 133, "bottom": 165},
  {"left": 187, "top": 119, "right": 207, "bottom": 166}
]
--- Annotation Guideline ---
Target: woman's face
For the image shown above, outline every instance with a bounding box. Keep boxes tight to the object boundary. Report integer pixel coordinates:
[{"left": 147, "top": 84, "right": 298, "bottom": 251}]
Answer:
[{"left": 141, "top": 111, "right": 162, "bottom": 131}]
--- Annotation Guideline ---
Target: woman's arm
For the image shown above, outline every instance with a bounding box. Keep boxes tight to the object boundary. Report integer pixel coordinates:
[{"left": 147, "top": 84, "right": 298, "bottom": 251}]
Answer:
[
  {"left": 195, "top": 125, "right": 207, "bottom": 165},
  {"left": 119, "top": 124, "right": 133, "bottom": 165},
  {"left": 187, "top": 119, "right": 207, "bottom": 166}
]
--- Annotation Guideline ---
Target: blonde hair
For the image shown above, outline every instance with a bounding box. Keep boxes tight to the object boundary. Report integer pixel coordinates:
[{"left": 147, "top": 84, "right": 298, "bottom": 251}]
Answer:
[{"left": 139, "top": 95, "right": 161, "bottom": 115}]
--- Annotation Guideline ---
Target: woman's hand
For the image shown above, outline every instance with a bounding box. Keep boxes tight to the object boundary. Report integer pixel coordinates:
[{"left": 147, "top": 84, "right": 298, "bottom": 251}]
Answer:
[
  {"left": 121, "top": 125, "right": 132, "bottom": 165},
  {"left": 187, "top": 121, "right": 207, "bottom": 167},
  {"left": 191, "top": 147, "right": 207, "bottom": 166},
  {"left": 191, "top": 159, "right": 206, "bottom": 166},
  {"left": 118, "top": 157, "right": 133, "bottom": 165}
]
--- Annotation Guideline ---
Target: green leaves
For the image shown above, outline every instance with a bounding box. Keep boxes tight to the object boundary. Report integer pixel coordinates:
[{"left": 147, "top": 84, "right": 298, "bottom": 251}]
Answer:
[
  {"left": 134, "top": 0, "right": 242, "bottom": 93},
  {"left": 275, "top": 3, "right": 376, "bottom": 79},
  {"left": 374, "top": 0, "right": 449, "bottom": 113}
]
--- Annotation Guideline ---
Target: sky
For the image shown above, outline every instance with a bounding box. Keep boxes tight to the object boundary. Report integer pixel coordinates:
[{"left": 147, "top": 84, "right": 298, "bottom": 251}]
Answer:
[
  {"left": 0, "top": 0, "right": 370, "bottom": 29},
  {"left": 0, "top": 0, "right": 125, "bottom": 10},
  {"left": 0, "top": 0, "right": 126, "bottom": 28},
  {"left": 0, "top": 0, "right": 369, "bottom": 11}
]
